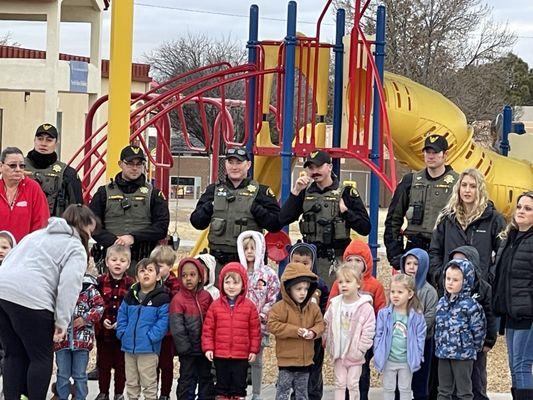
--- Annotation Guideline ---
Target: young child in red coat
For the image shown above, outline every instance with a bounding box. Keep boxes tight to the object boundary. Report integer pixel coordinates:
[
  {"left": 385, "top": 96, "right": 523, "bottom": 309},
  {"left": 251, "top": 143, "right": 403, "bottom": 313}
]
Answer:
[{"left": 202, "top": 262, "right": 261, "bottom": 400}]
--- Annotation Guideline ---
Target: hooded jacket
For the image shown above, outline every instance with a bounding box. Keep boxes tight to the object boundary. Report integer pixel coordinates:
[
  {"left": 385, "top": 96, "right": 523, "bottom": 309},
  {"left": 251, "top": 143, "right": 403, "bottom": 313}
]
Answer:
[
  {"left": 435, "top": 259, "right": 486, "bottom": 360},
  {"left": 196, "top": 253, "right": 220, "bottom": 300},
  {"left": 373, "top": 305, "right": 426, "bottom": 373},
  {"left": 54, "top": 274, "right": 105, "bottom": 352},
  {"left": 201, "top": 262, "right": 261, "bottom": 359},
  {"left": 447, "top": 246, "right": 497, "bottom": 348},
  {"left": 0, "top": 217, "right": 88, "bottom": 330},
  {"left": 289, "top": 242, "right": 329, "bottom": 313},
  {"left": 237, "top": 231, "right": 280, "bottom": 335},
  {"left": 169, "top": 257, "right": 213, "bottom": 356},
  {"left": 324, "top": 294, "right": 375, "bottom": 366},
  {"left": 327, "top": 240, "right": 387, "bottom": 315},
  {"left": 116, "top": 282, "right": 170, "bottom": 354},
  {"left": 400, "top": 248, "right": 438, "bottom": 338},
  {"left": 429, "top": 201, "right": 505, "bottom": 285},
  {"left": 267, "top": 262, "right": 325, "bottom": 368}
]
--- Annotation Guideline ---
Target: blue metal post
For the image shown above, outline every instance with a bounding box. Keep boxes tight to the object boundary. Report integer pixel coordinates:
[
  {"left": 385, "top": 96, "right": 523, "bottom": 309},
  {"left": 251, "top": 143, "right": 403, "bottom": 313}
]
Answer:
[
  {"left": 246, "top": 4, "right": 259, "bottom": 176},
  {"left": 500, "top": 105, "right": 512, "bottom": 157},
  {"left": 369, "top": 5, "right": 386, "bottom": 275},
  {"left": 279, "top": 1, "right": 297, "bottom": 277},
  {"left": 332, "top": 8, "right": 345, "bottom": 177}
]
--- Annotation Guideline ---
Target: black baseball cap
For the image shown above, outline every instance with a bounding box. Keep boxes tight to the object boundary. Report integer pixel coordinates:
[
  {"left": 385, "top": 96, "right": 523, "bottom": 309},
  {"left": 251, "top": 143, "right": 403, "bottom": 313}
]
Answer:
[
  {"left": 120, "top": 145, "right": 146, "bottom": 162},
  {"left": 225, "top": 147, "right": 250, "bottom": 161},
  {"left": 303, "top": 150, "right": 332, "bottom": 168},
  {"left": 35, "top": 124, "right": 58, "bottom": 139},
  {"left": 423, "top": 134, "right": 448, "bottom": 153}
]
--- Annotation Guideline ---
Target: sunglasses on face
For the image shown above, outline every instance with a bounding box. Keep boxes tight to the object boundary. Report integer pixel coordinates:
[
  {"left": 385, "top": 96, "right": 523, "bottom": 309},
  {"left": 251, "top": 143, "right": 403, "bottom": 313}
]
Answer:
[{"left": 3, "top": 163, "right": 25, "bottom": 170}]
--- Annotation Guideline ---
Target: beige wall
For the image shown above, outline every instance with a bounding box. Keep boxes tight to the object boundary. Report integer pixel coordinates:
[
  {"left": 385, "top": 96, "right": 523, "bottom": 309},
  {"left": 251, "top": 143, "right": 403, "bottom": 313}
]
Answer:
[{"left": 0, "top": 78, "right": 150, "bottom": 163}]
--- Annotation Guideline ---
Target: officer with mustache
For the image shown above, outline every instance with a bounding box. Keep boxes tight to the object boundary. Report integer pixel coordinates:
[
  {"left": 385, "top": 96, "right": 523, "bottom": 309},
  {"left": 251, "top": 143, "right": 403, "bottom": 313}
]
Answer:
[{"left": 279, "top": 150, "right": 370, "bottom": 288}]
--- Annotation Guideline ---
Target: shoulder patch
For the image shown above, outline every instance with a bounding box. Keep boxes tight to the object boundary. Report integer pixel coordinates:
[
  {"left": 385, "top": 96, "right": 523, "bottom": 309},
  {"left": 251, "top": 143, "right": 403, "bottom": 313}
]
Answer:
[
  {"left": 266, "top": 187, "right": 276, "bottom": 197},
  {"left": 158, "top": 190, "right": 166, "bottom": 200}
]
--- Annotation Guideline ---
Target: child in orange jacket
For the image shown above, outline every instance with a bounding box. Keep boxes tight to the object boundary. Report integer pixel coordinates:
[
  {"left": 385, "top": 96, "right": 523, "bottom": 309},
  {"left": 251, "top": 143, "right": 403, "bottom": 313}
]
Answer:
[{"left": 327, "top": 239, "right": 386, "bottom": 400}]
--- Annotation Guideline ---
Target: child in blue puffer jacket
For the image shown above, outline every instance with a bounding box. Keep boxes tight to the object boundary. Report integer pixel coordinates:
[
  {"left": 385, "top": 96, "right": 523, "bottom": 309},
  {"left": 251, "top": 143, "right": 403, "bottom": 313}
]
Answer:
[
  {"left": 116, "top": 258, "right": 170, "bottom": 400},
  {"left": 435, "top": 259, "right": 486, "bottom": 400}
]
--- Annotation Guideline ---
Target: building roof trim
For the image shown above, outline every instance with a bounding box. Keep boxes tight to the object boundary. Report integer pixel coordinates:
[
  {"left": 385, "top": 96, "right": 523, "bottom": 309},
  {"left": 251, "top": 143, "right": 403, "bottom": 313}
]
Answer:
[{"left": 0, "top": 45, "right": 151, "bottom": 83}]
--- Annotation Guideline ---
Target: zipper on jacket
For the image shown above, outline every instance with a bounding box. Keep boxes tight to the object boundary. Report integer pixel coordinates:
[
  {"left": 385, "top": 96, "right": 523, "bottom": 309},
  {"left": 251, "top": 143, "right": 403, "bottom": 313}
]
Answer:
[{"left": 132, "top": 307, "right": 141, "bottom": 354}]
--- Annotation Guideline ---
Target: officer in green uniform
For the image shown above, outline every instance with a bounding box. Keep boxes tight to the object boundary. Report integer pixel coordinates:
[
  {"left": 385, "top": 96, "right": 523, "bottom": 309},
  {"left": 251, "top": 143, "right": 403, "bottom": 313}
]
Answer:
[
  {"left": 190, "top": 147, "right": 281, "bottom": 281},
  {"left": 89, "top": 145, "right": 170, "bottom": 275},
  {"left": 25, "top": 124, "right": 83, "bottom": 216},
  {"left": 384, "top": 134, "right": 459, "bottom": 269},
  {"left": 279, "top": 150, "right": 371, "bottom": 288}
]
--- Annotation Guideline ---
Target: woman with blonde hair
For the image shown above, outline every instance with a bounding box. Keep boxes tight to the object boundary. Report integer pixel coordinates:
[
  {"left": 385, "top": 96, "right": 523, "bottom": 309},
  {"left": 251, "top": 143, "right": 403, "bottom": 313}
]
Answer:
[
  {"left": 492, "top": 191, "right": 533, "bottom": 400},
  {"left": 428, "top": 168, "right": 506, "bottom": 400},
  {"left": 429, "top": 168, "right": 505, "bottom": 285}
]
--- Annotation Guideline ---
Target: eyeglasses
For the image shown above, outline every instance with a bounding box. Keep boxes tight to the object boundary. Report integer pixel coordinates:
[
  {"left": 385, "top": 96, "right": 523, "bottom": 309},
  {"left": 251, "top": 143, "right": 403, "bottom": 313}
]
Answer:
[
  {"left": 4, "top": 163, "right": 25, "bottom": 170},
  {"left": 122, "top": 160, "right": 145, "bottom": 168},
  {"left": 227, "top": 148, "right": 248, "bottom": 157}
]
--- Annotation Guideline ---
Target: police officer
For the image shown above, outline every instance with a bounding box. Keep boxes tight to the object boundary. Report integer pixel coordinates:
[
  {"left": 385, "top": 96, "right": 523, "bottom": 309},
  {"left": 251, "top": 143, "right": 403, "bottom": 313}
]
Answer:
[
  {"left": 89, "top": 145, "right": 170, "bottom": 274},
  {"left": 279, "top": 150, "right": 371, "bottom": 288},
  {"left": 384, "top": 134, "right": 459, "bottom": 269},
  {"left": 190, "top": 147, "right": 281, "bottom": 278},
  {"left": 25, "top": 123, "right": 83, "bottom": 216}
]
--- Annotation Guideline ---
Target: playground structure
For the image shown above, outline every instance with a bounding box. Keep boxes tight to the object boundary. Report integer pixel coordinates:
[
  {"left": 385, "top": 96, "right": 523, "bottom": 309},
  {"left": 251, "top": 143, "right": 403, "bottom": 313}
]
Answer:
[{"left": 69, "top": 0, "right": 533, "bottom": 259}]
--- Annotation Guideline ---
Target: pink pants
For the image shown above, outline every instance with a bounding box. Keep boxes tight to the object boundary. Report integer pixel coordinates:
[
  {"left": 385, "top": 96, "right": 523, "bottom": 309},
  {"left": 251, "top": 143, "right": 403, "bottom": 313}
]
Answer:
[{"left": 334, "top": 359, "right": 363, "bottom": 400}]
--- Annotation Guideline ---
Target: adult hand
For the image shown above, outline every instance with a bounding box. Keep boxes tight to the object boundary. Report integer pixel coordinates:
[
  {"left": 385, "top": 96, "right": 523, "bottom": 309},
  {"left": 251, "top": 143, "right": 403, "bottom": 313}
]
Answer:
[
  {"left": 304, "top": 330, "right": 316, "bottom": 340},
  {"left": 53, "top": 327, "right": 66, "bottom": 343},
  {"left": 248, "top": 353, "right": 257, "bottom": 362},
  {"left": 72, "top": 317, "right": 85, "bottom": 328},
  {"left": 339, "top": 198, "right": 348, "bottom": 213},
  {"left": 292, "top": 174, "right": 311, "bottom": 196},
  {"left": 115, "top": 234, "right": 134, "bottom": 246},
  {"left": 205, "top": 351, "right": 214, "bottom": 361},
  {"left": 297, "top": 327, "right": 308, "bottom": 338},
  {"left": 103, "top": 319, "right": 115, "bottom": 330}
]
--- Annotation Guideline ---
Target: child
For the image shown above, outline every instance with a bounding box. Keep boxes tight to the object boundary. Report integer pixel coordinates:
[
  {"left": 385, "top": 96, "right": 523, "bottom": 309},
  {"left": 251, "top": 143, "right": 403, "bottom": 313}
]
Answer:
[
  {"left": 170, "top": 257, "right": 215, "bottom": 400},
  {"left": 374, "top": 274, "right": 426, "bottom": 400},
  {"left": 116, "top": 258, "right": 170, "bottom": 400},
  {"left": 196, "top": 253, "right": 220, "bottom": 300},
  {"left": 327, "top": 239, "right": 386, "bottom": 400},
  {"left": 289, "top": 243, "right": 329, "bottom": 400},
  {"left": 400, "top": 249, "right": 438, "bottom": 400},
  {"left": 448, "top": 246, "right": 497, "bottom": 400},
  {"left": 323, "top": 265, "right": 375, "bottom": 400},
  {"left": 95, "top": 245, "right": 135, "bottom": 400},
  {"left": 0, "top": 230, "right": 15, "bottom": 264},
  {"left": 237, "top": 231, "right": 280, "bottom": 400},
  {"left": 150, "top": 245, "right": 179, "bottom": 400},
  {"left": 435, "top": 259, "right": 486, "bottom": 400},
  {"left": 268, "top": 262, "right": 325, "bottom": 400},
  {"left": 54, "top": 274, "right": 104, "bottom": 400},
  {"left": 202, "top": 262, "right": 261, "bottom": 399}
]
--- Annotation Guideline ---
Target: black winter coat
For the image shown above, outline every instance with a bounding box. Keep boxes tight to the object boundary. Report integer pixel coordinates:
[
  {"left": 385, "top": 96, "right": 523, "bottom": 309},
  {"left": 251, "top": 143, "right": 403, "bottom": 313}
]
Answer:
[
  {"left": 492, "top": 227, "right": 533, "bottom": 325},
  {"left": 429, "top": 202, "right": 506, "bottom": 286}
]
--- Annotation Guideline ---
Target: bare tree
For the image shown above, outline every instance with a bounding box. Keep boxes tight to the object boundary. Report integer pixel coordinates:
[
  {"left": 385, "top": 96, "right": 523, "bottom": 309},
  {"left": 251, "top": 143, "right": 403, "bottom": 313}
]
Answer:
[
  {"left": 144, "top": 33, "right": 247, "bottom": 149},
  {"left": 0, "top": 31, "right": 20, "bottom": 46},
  {"left": 333, "top": 0, "right": 516, "bottom": 120}
]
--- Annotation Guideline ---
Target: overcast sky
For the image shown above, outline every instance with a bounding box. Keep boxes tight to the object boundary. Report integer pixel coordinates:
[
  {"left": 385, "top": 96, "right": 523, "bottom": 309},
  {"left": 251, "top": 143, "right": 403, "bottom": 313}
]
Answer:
[{"left": 1, "top": 0, "right": 532, "bottom": 67}]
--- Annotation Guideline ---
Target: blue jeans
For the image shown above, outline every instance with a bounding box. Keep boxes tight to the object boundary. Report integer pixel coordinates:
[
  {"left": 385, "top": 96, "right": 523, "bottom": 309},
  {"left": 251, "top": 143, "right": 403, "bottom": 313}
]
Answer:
[
  {"left": 55, "top": 349, "right": 89, "bottom": 400},
  {"left": 506, "top": 327, "right": 533, "bottom": 389}
]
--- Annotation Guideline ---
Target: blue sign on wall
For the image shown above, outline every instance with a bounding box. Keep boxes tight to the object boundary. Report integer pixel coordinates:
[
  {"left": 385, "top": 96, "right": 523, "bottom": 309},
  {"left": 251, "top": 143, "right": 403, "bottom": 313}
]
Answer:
[{"left": 70, "top": 61, "right": 88, "bottom": 93}]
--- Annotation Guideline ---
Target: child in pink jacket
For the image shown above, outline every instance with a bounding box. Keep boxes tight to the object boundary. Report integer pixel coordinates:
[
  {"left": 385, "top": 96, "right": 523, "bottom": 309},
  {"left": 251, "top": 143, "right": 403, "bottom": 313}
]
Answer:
[{"left": 324, "top": 264, "right": 376, "bottom": 400}]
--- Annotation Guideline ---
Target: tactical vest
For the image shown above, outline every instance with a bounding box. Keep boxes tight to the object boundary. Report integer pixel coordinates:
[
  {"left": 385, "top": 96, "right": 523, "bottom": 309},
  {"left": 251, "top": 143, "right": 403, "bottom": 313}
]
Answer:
[
  {"left": 25, "top": 158, "right": 67, "bottom": 216},
  {"left": 299, "top": 185, "right": 350, "bottom": 246},
  {"left": 208, "top": 180, "right": 261, "bottom": 253},
  {"left": 104, "top": 182, "right": 152, "bottom": 236},
  {"left": 404, "top": 169, "right": 459, "bottom": 239}
]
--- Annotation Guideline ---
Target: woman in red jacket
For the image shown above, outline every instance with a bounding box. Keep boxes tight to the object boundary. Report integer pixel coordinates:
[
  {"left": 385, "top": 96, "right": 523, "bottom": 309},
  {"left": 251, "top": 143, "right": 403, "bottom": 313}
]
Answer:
[
  {"left": 202, "top": 262, "right": 261, "bottom": 400},
  {"left": 0, "top": 147, "right": 49, "bottom": 242}
]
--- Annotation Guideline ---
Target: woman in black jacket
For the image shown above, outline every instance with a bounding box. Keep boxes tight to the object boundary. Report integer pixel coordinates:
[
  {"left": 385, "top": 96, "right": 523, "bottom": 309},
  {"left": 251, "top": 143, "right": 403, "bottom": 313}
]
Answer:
[
  {"left": 492, "top": 191, "right": 533, "bottom": 400},
  {"left": 429, "top": 168, "right": 506, "bottom": 286}
]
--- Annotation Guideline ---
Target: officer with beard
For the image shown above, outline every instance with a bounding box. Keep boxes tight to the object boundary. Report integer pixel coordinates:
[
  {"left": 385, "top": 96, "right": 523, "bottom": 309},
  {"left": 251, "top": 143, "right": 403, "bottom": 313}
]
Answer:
[
  {"left": 279, "top": 150, "right": 371, "bottom": 287},
  {"left": 25, "top": 124, "right": 83, "bottom": 216}
]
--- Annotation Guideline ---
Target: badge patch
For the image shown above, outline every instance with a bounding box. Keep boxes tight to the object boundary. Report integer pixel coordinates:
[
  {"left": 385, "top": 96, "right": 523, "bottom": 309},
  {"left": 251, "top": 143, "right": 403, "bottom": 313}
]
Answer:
[
  {"left": 443, "top": 174, "right": 455, "bottom": 184},
  {"left": 139, "top": 187, "right": 149, "bottom": 194},
  {"left": 52, "top": 164, "right": 62, "bottom": 173},
  {"left": 247, "top": 185, "right": 257, "bottom": 193}
]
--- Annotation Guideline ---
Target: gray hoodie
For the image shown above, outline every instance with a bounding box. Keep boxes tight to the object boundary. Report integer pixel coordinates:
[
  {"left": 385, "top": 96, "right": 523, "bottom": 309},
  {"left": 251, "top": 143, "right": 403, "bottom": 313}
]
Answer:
[{"left": 0, "top": 218, "right": 88, "bottom": 330}]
